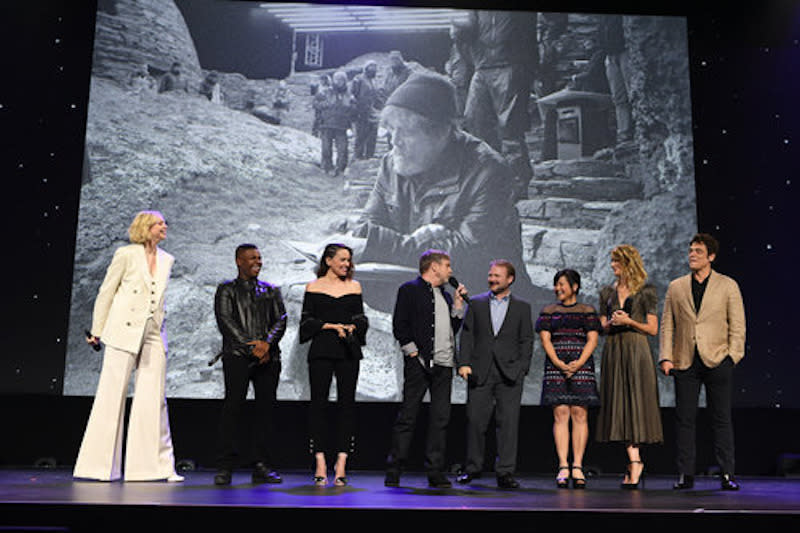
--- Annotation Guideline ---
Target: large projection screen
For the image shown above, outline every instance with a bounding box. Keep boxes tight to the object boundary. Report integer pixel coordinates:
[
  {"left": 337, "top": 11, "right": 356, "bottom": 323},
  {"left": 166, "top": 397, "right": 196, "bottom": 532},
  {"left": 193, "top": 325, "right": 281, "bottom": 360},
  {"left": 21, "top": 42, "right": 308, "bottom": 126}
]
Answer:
[{"left": 65, "top": 1, "right": 696, "bottom": 406}]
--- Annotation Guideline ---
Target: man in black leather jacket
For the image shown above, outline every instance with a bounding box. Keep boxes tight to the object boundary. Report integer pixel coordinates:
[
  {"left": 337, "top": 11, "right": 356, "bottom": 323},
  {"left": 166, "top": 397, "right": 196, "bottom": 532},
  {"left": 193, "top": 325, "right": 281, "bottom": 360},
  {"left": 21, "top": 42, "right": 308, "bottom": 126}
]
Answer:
[{"left": 213, "top": 244, "right": 287, "bottom": 485}]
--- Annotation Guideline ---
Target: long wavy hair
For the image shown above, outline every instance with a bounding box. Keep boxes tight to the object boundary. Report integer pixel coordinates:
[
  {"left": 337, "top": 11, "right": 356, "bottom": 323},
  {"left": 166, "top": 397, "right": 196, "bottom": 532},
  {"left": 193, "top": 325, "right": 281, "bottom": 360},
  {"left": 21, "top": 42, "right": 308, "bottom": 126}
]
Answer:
[
  {"left": 316, "top": 243, "right": 354, "bottom": 279},
  {"left": 611, "top": 244, "right": 647, "bottom": 294}
]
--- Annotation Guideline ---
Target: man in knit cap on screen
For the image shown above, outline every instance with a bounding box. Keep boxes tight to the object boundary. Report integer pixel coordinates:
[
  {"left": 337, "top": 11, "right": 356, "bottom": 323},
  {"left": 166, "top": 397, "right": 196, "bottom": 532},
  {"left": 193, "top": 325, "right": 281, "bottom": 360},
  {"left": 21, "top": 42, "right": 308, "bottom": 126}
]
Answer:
[{"left": 352, "top": 71, "right": 541, "bottom": 312}]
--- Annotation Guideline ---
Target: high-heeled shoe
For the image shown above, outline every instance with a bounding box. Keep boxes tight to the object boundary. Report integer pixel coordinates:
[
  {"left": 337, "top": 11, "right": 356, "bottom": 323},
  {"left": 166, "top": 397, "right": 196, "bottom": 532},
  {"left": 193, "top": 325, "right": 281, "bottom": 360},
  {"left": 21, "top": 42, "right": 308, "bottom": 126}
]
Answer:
[
  {"left": 571, "top": 466, "right": 586, "bottom": 489},
  {"left": 621, "top": 460, "right": 645, "bottom": 489},
  {"left": 313, "top": 475, "right": 328, "bottom": 487},
  {"left": 556, "top": 465, "right": 570, "bottom": 489},
  {"left": 333, "top": 453, "right": 348, "bottom": 487}
]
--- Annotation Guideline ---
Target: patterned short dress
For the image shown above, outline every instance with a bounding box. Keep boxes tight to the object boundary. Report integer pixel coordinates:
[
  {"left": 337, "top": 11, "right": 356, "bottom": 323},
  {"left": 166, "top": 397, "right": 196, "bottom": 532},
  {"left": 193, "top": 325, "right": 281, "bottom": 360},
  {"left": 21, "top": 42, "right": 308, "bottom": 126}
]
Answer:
[{"left": 535, "top": 302, "right": 601, "bottom": 407}]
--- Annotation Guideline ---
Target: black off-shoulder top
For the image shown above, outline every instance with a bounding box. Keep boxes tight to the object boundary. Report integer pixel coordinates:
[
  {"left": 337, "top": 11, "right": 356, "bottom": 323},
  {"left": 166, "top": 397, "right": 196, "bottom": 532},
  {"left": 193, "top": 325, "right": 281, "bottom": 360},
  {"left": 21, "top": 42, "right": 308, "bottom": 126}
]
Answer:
[{"left": 299, "top": 292, "right": 368, "bottom": 360}]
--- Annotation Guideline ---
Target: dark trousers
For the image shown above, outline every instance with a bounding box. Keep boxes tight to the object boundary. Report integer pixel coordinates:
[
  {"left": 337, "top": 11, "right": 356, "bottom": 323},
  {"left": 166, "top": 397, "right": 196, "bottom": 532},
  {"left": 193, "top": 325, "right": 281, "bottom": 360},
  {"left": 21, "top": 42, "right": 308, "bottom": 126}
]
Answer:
[
  {"left": 320, "top": 128, "right": 349, "bottom": 173},
  {"left": 308, "top": 358, "right": 360, "bottom": 455},
  {"left": 354, "top": 118, "right": 377, "bottom": 159},
  {"left": 216, "top": 355, "right": 280, "bottom": 470},
  {"left": 464, "top": 360, "right": 523, "bottom": 476},
  {"left": 673, "top": 355, "right": 736, "bottom": 474},
  {"left": 387, "top": 360, "right": 453, "bottom": 473}
]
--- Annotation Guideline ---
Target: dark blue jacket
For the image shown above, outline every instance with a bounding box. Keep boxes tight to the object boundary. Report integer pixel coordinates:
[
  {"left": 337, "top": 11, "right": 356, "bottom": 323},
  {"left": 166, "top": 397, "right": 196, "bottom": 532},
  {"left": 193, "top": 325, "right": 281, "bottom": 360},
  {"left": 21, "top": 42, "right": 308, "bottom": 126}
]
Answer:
[{"left": 392, "top": 276, "right": 463, "bottom": 371}]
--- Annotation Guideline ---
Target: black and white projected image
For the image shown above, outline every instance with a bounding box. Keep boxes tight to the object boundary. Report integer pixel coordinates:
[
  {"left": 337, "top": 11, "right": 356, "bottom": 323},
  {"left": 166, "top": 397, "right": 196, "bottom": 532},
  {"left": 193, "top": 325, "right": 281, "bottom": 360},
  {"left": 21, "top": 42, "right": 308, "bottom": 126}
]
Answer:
[{"left": 64, "top": 0, "right": 697, "bottom": 406}]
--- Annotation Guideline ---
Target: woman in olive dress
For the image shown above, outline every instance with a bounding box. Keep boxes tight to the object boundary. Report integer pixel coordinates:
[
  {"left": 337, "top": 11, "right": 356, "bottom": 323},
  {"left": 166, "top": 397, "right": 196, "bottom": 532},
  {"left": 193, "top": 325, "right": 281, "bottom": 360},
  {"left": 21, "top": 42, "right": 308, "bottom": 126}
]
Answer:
[
  {"left": 595, "top": 244, "right": 663, "bottom": 489},
  {"left": 300, "top": 243, "right": 368, "bottom": 487}
]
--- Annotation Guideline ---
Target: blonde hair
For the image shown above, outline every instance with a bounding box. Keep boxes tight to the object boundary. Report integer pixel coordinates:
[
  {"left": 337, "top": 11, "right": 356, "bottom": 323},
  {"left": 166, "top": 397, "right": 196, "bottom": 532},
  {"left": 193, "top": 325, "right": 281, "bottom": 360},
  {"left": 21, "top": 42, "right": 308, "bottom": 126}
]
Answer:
[
  {"left": 128, "top": 210, "right": 164, "bottom": 244},
  {"left": 611, "top": 244, "right": 647, "bottom": 294}
]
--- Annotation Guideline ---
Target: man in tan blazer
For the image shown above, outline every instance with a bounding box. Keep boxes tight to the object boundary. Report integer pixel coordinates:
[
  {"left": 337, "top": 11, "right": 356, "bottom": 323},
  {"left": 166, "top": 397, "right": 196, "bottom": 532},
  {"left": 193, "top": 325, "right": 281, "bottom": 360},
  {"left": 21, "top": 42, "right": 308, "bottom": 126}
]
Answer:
[{"left": 660, "top": 233, "right": 746, "bottom": 491}]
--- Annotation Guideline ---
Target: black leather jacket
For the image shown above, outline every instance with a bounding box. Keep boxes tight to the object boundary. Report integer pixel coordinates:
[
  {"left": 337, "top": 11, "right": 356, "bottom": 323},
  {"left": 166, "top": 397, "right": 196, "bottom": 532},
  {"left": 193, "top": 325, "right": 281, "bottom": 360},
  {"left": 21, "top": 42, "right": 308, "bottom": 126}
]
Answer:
[{"left": 214, "top": 277, "right": 287, "bottom": 360}]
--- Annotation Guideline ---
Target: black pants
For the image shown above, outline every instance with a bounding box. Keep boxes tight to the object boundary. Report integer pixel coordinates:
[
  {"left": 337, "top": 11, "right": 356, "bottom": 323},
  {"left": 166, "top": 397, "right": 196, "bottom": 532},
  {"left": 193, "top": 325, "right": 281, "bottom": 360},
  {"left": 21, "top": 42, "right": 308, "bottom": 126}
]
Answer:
[
  {"left": 673, "top": 355, "right": 736, "bottom": 474},
  {"left": 216, "top": 355, "right": 280, "bottom": 470},
  {"left": 464, "top": 359, "right": 523, "bottom": 477},
  {"left": 387, "top": 360, "right": 453, "bottom": 473},
  {"left": 308, "top": 358, "right": 360, "bottom": 456},
  {"left": 354, "top": 117, "right": 377, "bottom": 159}
]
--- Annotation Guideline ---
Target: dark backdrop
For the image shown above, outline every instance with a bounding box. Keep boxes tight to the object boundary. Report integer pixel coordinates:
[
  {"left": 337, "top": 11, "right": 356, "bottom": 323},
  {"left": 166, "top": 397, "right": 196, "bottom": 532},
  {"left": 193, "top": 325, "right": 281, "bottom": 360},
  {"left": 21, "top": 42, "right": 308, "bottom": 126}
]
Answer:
[{"left": 2, "top": 0, "right": 799, "bottom": 473}]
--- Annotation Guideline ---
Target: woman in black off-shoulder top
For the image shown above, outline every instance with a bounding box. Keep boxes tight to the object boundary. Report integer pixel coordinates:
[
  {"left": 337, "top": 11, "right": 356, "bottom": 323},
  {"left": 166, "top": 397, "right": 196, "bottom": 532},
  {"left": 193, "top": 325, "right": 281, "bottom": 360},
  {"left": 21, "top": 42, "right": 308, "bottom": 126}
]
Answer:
[{"left": 300, "top": 243, "right": 368, "bottom": 487}]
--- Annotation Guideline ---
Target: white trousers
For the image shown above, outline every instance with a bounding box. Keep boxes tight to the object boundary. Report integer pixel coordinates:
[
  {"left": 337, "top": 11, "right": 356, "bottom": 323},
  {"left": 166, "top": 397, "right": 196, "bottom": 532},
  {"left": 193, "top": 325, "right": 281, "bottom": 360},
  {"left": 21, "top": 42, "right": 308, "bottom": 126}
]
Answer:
[{"left": 73, "top": 318, "right": 177, "bottom": 481}]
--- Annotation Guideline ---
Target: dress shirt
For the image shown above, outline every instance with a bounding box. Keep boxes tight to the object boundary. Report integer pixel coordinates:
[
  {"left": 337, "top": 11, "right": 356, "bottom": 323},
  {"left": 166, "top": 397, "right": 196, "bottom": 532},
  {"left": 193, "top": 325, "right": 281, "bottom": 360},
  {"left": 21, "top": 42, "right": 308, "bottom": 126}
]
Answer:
[
  {"left": 692, "top": 271, "right": 710, "bottom": 312},
  {"left": 489, "top": 293, "right": 510, "bottom": 335}
]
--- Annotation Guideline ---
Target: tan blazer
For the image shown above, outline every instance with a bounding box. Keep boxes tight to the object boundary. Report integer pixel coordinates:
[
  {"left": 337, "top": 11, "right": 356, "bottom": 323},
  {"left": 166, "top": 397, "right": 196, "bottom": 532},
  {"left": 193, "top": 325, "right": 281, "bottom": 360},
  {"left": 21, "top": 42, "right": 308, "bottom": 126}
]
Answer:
[
  {"left": 90, "top": 244, "right": 174, "bottom": 354},
  {"left": 659, "top": 269, "right": 745, "bottom": 370}
]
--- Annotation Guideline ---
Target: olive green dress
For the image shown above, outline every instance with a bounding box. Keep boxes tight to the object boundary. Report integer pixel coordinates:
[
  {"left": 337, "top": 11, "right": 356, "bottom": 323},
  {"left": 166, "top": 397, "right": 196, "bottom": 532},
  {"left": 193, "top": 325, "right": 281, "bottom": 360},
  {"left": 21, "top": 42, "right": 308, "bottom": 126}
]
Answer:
[{"left": 595, "top": 284, "right": 663, "bottom": 444}]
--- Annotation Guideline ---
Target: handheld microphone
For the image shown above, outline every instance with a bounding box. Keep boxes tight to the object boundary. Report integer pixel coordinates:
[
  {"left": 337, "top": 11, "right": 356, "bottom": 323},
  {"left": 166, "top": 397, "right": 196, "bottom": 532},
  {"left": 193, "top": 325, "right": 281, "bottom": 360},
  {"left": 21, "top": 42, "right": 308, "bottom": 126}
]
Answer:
[
  {"left": 448, "top": 276, "right": 470, "bottom": 304},
  {"left": 85, "top": 330, "right": 102, "bottom": 352}
]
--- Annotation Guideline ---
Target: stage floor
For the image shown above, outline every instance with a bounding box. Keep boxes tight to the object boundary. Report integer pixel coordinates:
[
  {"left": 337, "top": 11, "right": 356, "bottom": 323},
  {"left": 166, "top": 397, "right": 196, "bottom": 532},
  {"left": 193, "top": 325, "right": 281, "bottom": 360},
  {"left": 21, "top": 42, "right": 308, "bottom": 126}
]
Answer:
[{"left": 2, "top": 468, "right": 799, "bottom": 530}]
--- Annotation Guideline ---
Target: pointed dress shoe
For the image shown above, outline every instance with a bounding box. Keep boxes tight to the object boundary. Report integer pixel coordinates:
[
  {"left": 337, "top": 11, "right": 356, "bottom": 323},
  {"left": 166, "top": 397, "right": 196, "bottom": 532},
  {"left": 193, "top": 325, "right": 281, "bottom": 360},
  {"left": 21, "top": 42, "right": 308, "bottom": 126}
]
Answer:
[
  {"left": 427, "top": 472, "right": 452, "bottom": 488},
  {"left": 456, "top": 471, "right": 480, "bottom": 484},
  {"left": 673, "top": 473, "right": 695, "bottom": 489},
  {"left": 496, "top": 473, "right": 520, "bottom": 489},
  {"left": 384, "top": 469, "right": 400, "bottom": 487},
  {"left": 214, "top": 469, "right": 232, "bottom": 486},
  {"left": 252, "top": 462, "right": 282, "bottom": 484},
  {"left": 720, "top": 473, "right": 740, "bottom": 491}
]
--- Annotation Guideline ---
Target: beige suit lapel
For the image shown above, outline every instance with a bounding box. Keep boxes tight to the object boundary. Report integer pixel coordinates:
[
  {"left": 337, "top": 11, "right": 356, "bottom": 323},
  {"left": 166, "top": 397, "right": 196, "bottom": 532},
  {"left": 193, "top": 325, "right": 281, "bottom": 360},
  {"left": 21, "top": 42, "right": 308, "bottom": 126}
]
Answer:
[
  {"left": 154, "top": 248, "right": 171, "bottom": 297},
  {"left": 133, "top": 244, "right": 149, "bottom": 281},
  {"left": 678, "top": 274, "right": 696, "bottom": 318}
]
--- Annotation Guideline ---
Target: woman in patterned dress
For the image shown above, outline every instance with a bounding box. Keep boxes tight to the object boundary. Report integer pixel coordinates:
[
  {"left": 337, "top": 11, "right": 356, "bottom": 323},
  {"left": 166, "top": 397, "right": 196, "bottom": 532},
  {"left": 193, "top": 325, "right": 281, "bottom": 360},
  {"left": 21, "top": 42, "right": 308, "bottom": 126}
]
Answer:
[{"left": 536, "top": 269, "right": 600, "bottom": 488}]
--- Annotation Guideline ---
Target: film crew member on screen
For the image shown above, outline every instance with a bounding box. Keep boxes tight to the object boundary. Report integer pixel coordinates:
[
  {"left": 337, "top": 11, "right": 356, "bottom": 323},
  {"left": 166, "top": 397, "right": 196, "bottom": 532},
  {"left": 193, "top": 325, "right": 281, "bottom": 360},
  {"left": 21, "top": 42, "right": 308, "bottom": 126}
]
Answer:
[
  {"left": 199, "top": 71, "right": 222, "bottom": 104},
  {"left": 348, "top": 71, "right": 535, "bottom": 306},
  {"left": 379, "top": 50, "right": 412, "bottom": 105},
  {"left": 313, "top": 70, "right": 356, "bottom": 176},
  {"left": 299, "top": 243, "right": 368, "bottom": 487},
  {"left": 595, "top": 244, "right": 663, "bottom": 490},
  {"left": 351, "top": 60, "right": 381, "bottom": 160},
  {"left": 212, "top": 244, "right": 287, "bottom": 486},
  {"left": 74, "top": 210, "right": 183, "bottom": 483},
  {"left": 452, "top": 9, "right": 538, "bottom": 203},
  {"left": 535, "top": 268, "right": 601, "bottom": 489},
  {"left": 158, "top": 61, "right": 188, "bottom": 94}
]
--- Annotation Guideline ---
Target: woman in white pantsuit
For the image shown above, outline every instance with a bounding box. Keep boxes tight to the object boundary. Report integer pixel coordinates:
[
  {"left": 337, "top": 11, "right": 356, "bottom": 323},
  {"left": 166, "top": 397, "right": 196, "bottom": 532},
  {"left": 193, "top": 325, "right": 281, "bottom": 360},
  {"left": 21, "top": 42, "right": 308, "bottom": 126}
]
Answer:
[{"left": 73, "top": 210, "right": 182, "bottom": 482}]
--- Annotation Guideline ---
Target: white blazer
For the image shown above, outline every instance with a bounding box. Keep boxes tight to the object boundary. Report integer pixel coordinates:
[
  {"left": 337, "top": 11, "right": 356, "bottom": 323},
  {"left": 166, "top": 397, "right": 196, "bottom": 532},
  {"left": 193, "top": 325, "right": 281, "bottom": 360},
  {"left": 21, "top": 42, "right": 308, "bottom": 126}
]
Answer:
[{"left": 90, "top": 244, "right": 174, "bottom": 354}]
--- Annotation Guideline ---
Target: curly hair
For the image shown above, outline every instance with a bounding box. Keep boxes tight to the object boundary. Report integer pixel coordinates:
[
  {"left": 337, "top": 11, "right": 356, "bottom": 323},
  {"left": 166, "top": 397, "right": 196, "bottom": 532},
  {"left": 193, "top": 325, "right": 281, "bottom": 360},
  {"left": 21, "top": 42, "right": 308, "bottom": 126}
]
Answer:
[
  {"left": 128, "top": 210, "right": 164, "bottom": 244},
  {"left": 611, "top": 244, "right": 647, "bottom": 294}
]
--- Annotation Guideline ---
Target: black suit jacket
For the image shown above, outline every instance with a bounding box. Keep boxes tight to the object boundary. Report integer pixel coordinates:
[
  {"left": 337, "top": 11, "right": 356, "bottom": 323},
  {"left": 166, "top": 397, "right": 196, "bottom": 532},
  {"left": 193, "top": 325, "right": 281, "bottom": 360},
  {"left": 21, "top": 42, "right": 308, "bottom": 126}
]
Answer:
[
  {"left": 457, "top": 291, "right": 533, "bottom": 385},
  {"left": 393, "top": 276, "right": 463, "bottom": 371}
]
